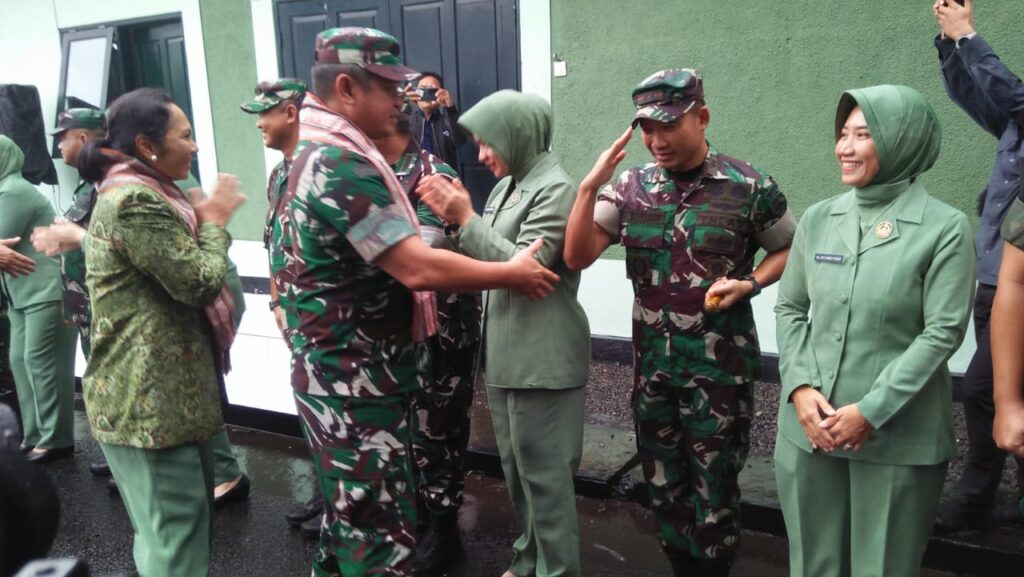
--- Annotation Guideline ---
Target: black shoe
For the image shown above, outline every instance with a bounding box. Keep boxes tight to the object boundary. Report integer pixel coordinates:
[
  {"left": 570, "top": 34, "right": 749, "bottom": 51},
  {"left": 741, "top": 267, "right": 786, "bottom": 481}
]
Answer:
[
  {"left": 992, "top": 500, "right": 1024, "bottom": 527},
  {"left": 107, "top": 478, "right": 120, "bottom": 496},
  {"left": 89, "top": 461, "right": 112, "bottom": 477},
  {"left": 25, "top": 446, "right": 74, "bottom": 464},
  {"left": 18, "top": 444, "right": 33, "bottom": 454},
  {"left": 213, "top": 474, "right": 250, "bottom": 509},
  {"left": 286, "top": 495, "right": 324, "bottom": 527},
  {"left": 300, "top": 514, "right": 323, "bottom": 540},
  {"left": 934, "top": 499, "right": 992, "bottom": 533},
  {"left": 412, "top": 513, "right": 465, "bottom": 576}
]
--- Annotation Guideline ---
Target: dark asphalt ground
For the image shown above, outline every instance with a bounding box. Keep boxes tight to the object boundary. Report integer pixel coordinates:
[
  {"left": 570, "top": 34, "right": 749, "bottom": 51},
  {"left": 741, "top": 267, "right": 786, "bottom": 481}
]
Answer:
[{"left": 28, "top": 407, "right": 958, "bottom": 577}]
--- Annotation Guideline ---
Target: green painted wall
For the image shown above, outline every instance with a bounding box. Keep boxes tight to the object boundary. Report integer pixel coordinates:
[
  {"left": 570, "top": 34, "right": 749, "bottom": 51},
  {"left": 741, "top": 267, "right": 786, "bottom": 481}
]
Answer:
[
  {"left": 199, "top": 0, "right": 267, "bottom": 241},
  {"left": 551, "top": 0, "right": 1023, "bottom": 259}
]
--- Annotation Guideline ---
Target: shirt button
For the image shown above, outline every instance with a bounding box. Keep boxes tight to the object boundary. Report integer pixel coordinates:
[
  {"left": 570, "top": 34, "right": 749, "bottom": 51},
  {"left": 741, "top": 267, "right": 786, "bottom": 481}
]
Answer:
[
  {"left": 833, "top": 332, "right": 843, "bottom": 342},
  {"left": 838, "top": 295, "right": 849, "bottom": 303},
  {"left": 827, "top": 370, "right": 835, "bottom": 379}
]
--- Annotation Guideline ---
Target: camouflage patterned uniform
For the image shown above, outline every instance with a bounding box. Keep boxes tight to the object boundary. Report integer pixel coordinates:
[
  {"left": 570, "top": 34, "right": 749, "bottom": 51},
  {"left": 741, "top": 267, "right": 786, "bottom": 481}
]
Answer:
[
  {"left": 61, "top": 180, "right": 96, "bottom": 356},
  {"left": 284, "top": 28, "right": 423, "bottom": 577},
  {"left": 48, "top": 108, "right": 106, "bottom": 358},
  {"left": 238, "top": 78, "right": 306, "bottom": 322},
  {"left": 593, "top": 69, "right": 796, "bottom": 566},
  {"left": 395, "top": 147, "right": 481, "bottom": 516}
]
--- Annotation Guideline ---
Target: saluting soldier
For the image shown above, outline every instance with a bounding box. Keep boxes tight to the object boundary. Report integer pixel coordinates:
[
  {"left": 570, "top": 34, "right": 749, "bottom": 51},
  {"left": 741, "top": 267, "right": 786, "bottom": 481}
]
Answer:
[{"left": 564, "top": 69, "right": 795, "bottom": 577}]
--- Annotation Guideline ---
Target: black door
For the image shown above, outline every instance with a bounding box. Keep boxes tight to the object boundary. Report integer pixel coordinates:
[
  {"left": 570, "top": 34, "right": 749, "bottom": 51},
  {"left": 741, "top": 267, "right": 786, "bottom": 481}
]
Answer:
[
  {"left": 275, "top": 0, "right": 519, "bottom": 208},
  {"left": 119, "top": 20, "right": 200, "bottom": 180}
]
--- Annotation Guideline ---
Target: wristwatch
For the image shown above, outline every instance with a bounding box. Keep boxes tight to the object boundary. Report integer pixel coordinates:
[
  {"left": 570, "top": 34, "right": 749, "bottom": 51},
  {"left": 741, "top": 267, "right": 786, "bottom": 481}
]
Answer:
[
  {"left": 268, "top": 299, "right": 281, "bottom": 311},
  {"left": 444, "top": 223, "right": 462, "bottom": 238},
  {"left": 738, "top": 274, "right": 762, "bottom": 298}
]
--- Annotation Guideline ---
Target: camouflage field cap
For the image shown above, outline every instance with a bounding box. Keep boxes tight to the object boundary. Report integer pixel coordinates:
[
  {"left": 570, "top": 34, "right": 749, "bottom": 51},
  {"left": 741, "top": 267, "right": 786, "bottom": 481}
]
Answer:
[
  {"left": 49, "top": 108, "right": 106, "bottom": 135},
  {"left": 240, "top": 78, "right": 307, "bottom": 113},
  {"left": 631, "top": 69, "right": 704, "bottom": 127},
  {"left": 314, "top": 27, "right": 417, "bottom": 82}
]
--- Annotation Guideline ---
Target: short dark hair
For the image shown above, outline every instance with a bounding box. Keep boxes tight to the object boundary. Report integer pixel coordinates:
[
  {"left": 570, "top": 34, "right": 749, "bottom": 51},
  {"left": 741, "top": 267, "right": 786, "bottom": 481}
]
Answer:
[
  {"left": 416, "top": 71, "right": 443, "bottom": 87},
  {"left": 312, "top": 64, "right": 373, "bottom": 101},
  {"left": 77, "top": 88, "right": 174, "bottom": 183}
]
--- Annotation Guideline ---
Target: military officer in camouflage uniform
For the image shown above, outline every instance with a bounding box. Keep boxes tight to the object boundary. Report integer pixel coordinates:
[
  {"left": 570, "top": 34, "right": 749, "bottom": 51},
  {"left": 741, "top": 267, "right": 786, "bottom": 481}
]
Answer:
[
  {"left": 49, "top": 108, "right": 106, "bottom": 358},
  {"left": 564, "top": 69, "right": 795, "bottom": 577},
  {"left": 994, "top": 191, "right": 1024, "bottom": 459},
  {"left": 373, "top": 114, "right": 481, "bottom": 575},
  {"left": 283, "top": 27, "right": 556, "bottom": 577},
  {"left": 239, "top": 77, "right": 327, "bottom": 529}
]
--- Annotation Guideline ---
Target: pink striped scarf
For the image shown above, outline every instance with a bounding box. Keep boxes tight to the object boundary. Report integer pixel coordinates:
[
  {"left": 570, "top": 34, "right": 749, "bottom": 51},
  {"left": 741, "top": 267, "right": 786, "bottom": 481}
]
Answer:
[
  {"left": 98, "top": 152, "right": 238, "bottom": 373},
  {"left": 299, "top": 95, "right": 437, "bottom": 341}
]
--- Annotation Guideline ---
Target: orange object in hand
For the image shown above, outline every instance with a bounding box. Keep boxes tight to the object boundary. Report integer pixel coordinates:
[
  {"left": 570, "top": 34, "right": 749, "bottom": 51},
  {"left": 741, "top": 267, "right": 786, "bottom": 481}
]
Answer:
[{"left": 704, "top": 295, "right": 723, "bottom": 313}]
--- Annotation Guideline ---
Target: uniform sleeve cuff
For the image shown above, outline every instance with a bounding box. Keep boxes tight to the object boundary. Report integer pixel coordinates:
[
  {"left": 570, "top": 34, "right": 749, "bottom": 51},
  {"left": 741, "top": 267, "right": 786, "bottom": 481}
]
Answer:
[
  {"left": 347, "top": 203, "right": 418, "bottom": 262},
  {"left": 757, "top": 209, "right": 797, "bottom": 252},
  {"left": 594, "top": 200, "right": 621, "bottom": 239}
]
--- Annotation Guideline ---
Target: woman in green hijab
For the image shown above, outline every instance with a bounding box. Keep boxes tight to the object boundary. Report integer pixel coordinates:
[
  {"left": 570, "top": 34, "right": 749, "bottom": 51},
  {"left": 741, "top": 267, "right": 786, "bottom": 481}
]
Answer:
[
  {"left": 773, "top": 85, "right": 975, "bottom": 577},
  {"left": 0, "top": 135, "right": 77, "bottom": 463},
  {"left": 418, "top": 90, "right": 590, "bottom": 577}
]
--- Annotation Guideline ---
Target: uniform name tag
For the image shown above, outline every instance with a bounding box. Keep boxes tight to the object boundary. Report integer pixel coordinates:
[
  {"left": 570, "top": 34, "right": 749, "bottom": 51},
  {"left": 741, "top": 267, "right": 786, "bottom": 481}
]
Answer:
[
  {"left": 483, "top": 207, "right": 496, "bottom": 215},
  {"left": 814, "top": 253, "right": 846, "bottom": 265},
  {"left": 624, "top": 209, "right": 666, "bottom": 225}
]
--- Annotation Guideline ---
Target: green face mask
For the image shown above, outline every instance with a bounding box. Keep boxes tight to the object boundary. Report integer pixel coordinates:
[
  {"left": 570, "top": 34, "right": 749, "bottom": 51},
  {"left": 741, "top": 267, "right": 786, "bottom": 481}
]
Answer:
[{"left": 834, "top": 85, "right": 942, "bottom": 186}]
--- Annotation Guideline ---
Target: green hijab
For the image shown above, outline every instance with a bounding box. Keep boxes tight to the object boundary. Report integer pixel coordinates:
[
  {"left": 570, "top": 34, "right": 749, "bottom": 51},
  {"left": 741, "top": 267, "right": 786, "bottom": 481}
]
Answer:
[
  {"left": 458, "top": 90, "right": 552, "bottom": 182},
  {"left": 0, "top": 135, "right": 26, "bottom": 185},
  {"left": 834, "top": 85, "right": 941, "bottom": 197}
]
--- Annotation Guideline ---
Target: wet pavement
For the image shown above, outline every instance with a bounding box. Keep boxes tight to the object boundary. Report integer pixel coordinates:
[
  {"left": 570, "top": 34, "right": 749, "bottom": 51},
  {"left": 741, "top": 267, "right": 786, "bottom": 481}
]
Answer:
[{"left": 31, "top": 409, "right": 961, "bottom": 577}]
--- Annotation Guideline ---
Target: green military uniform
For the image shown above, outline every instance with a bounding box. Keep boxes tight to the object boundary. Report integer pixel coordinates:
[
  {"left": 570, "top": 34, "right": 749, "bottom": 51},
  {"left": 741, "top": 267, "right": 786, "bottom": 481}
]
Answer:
[
  {"left": 284, "top": 29, "right": 422, "bottom": 577},
  {"left": 774, "top": 86, "right": 975, "bottom": 577},
  {"left": 455, "top": 90, "right": 591, "bottom": 577},
  {"left": 592, "top": 70, "right": 796, "bottom": 573},
  {"left": 0, "top": 135, "right": 77, "bottom": 451},
  {"left": 394, "top": 147, "right": 481, "bottom": 521},
  {"left": 49, "top": 108, "right": 106, "bottom": 358}
]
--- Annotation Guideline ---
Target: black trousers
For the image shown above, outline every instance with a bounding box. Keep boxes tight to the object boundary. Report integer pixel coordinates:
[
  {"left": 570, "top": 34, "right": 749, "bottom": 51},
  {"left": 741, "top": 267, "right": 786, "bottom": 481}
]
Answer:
[{"left": 955, "top": 284, "right": 1024, "bottom": 509}]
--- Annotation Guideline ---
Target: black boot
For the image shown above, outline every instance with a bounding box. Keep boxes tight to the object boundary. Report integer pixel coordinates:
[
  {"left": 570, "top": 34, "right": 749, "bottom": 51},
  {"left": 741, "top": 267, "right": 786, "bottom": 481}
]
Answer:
[
  {"left": 415, "top": 495, "right": 430, "bottom": 541},
  {"left": 412, "top": 512, "right": 464, "bottom": 576},
  {"left": 694, "top": 558, "right": 732, "bottom": 577},
  {"left": 665, "top": 550, "right": 697, "bottom": 577}
]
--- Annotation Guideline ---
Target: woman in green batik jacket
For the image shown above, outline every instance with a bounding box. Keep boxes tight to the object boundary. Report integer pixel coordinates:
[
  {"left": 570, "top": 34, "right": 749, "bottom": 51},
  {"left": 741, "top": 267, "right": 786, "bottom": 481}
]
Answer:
[
  {"left": 75, "top": 88, "right": 245, "bottom": 577},
  {"left": 0, "top": 135, "right": 77, "bottom": 463},
  {"left": 417, "top": 90, "right": 591, "bottom": 577},
  {"left": 774, "top": 85, "right": 975, "bottom": 577}
]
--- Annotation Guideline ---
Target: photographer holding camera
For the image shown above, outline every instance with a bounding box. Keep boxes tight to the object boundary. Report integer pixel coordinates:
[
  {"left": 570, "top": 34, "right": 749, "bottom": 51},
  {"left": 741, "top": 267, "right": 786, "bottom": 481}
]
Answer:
[
  {"left": 933, "top": 0, "right": 1024, "bottom": 532},
  {"left": 405, "top": 72, "right": 466, "bottom": 171}
]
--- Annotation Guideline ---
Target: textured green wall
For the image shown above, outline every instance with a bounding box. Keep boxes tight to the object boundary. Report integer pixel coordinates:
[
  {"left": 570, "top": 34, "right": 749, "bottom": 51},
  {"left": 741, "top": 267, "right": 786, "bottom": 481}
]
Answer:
[
  {"left": 200, "top": 0, "right": 267, "bottom": 241},
  {"left": 551, "top": 0, "right": 1023, "bottom": 259}
]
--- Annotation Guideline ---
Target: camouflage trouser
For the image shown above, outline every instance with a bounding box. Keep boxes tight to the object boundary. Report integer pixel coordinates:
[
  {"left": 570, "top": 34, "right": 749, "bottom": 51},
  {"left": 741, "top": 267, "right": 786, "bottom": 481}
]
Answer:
[
  {"left": 295, "top": 392, "right": 416, "bottom": 577},
  {"left": 634, "top": 378, "right": 752, "bottom": 562},
  {"left": 410, "top": 339, "right": 476, "bottom": 515}
]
